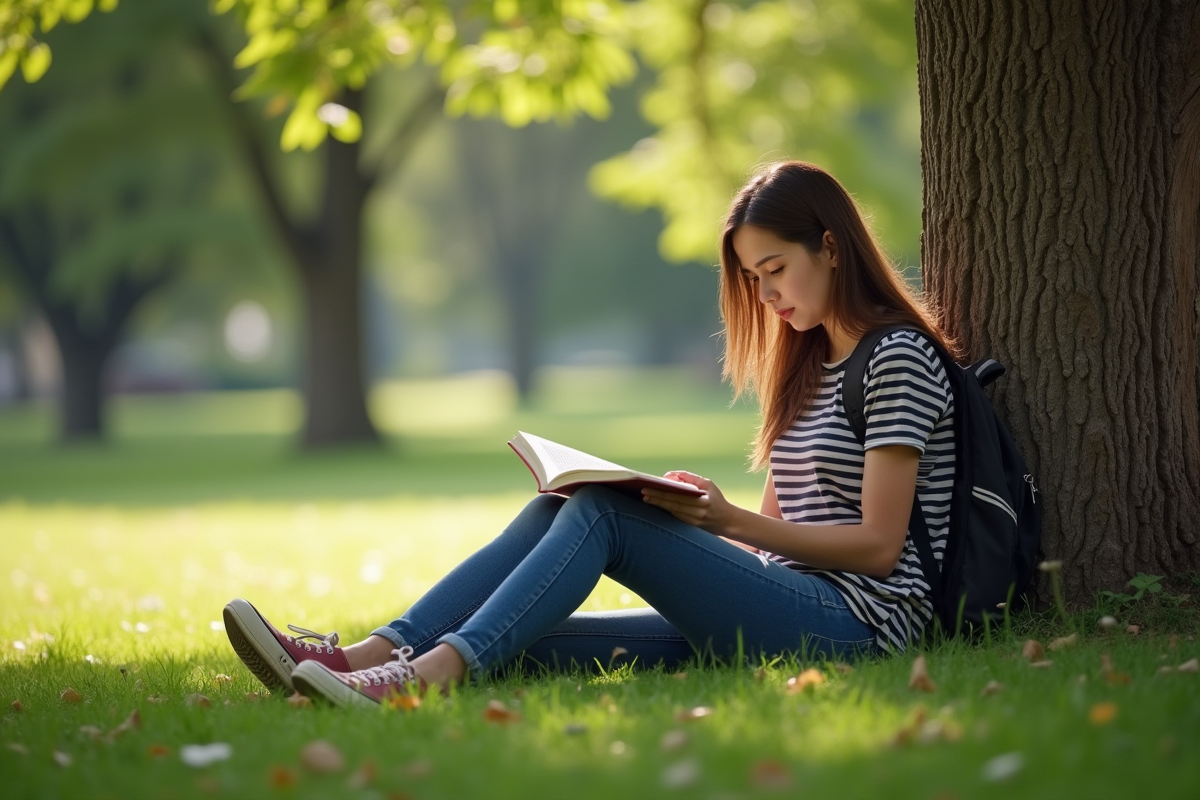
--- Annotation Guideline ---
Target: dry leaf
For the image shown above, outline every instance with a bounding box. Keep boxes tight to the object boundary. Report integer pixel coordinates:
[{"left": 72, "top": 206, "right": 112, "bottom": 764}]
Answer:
[
  {"left": 833, "top": 662, "right": 853, "bottom": 675},
  {"left": 660, "top": 729, "right": 688, "bottom": 752},
  {"left": 10, "top": 700, "right": 22, "bottom": 713},
  {"left": 245, "top": 692, "right": 262, "bottom": 702},
  {"left": 347, "top": 759, "right": 377, "bottom": 789},
  {"left": 1089, "top": 702, "right": 1118, "bottom": 725},
  {"left": 786, "top": 668, "right": 826, "bottom": 694},
  {"left": 1029, "top": 660, "right": 1054, "bottom": 668},
  {"left": 385, "top": 693, "right": 421, "bottom": 712},
  {"left": 60, "top": 688, "right": 82, "bottom": 704},
  {"left": 1021, "top": 640, "right": 1044, "bottom": 662},
  {"left": 1048, "top": 634, "right": 1077, "bottom": 651},
  {"left": 107, "top": 709, "right": 141, "bottom": 742},
  {"left": 79, "top": 725, "right": 105, "bottom": 741},
  {"left": 214, "top": 674, "right": 233, "bottom": 685},
  {"left": 269, "top": 765, "right": 296, "bottom": 789},
  {"left": 483, "top": 699, "right": 521, "bottom": 724},
  {"left": 185, "top": 694, "right": 211, "bottom": 708},
  {"left": 301, "top": 740, "right": 346, "bottom": 774},
  {"left": 53, "top": 750, "right": 72, "bottom": 768},
  {"left": 1178, "top": 658, "right": 1199, "bottom": 673},
  {"left": 148, "top": 744, "right": 171, "bottom": 758},
  {"left": 890, "top": 706, "right": 927, "bottom": 747},
  {"left": 146, "top": 695, "right": 166, "bottom": 704},
  {"left": 754, "top": 667, "right": 769, "bottom": 682},
  {"left": 674, "top": 706, "right": 714, "bottom": 722},
  {"left": 661, "top": 758, "right": 700, "bottom": 789},
  {"left": 749, "top": 759, "right": 792, "bottom": 789},
  {"left": 610, "top": 646, "right": 628, "bottom": 660},
  {"left": 980, "top": 680, "right": 1004, "bottom": 697},
  {"left": 671, "top": 671, "right": 688, "bottom": 680},
  {"left": 908, "top": 656, "right": 937, "bottom": 692},
  {"left": 287, "top": 692, "right": 312, "bottom": 708},
  {"left": 7, "top": 742, "right": 30, "bottom": 756},
  {"left": 1127, "top": 624, "right": 1141, "bottom": 636}
]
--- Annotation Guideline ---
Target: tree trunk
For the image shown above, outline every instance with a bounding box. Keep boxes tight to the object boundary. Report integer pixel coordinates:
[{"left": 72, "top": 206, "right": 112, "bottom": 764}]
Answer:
[
  {"left": 915, "top": 0, "right": 1200, "bottom": 602},
  {"left": 57, "top": 336, "right": 107, "bottom": 440},
  {"left": 299, "top": 89, "right": 379, "bottom": 447}
]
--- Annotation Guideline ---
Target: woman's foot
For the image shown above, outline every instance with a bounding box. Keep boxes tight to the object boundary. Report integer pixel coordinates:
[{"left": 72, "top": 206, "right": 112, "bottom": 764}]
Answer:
[
  {"left": 292, "top": 647, "right": 424, "bottom": 709},
  {"left": 223, "top": 598, "right": 350, "bottom": 691}
]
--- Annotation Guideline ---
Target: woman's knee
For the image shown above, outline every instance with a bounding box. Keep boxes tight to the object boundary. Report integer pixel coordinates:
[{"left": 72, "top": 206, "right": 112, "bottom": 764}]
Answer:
[{"left": 499, "top": 494, "right": 567, "bottom": 545}]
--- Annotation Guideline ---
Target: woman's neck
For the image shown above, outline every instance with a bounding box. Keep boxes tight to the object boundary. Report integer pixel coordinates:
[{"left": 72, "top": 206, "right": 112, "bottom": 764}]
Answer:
[{"left": 825, "top": 323, "right": 858, "bottom": 364}]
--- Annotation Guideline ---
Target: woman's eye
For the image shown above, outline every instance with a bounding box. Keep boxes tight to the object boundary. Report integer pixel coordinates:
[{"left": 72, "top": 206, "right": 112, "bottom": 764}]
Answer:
[{"left": 769, "top": 265, "right": 784, "bottom": 276}]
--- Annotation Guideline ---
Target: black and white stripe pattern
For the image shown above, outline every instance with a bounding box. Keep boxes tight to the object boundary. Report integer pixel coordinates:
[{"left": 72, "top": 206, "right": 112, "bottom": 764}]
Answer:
[{"left": 768, "top": 331, "right": 956, "bottom": 653}]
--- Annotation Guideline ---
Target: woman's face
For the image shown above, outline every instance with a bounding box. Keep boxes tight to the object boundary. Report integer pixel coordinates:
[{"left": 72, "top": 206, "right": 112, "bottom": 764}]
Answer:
[{"left": 731, "top": 224, "right": 837, "bottom": 334}]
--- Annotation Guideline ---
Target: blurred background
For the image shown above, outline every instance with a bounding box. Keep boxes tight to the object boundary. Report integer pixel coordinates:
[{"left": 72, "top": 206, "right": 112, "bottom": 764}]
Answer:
[{"left": 0, "top": 0, "right": 920, "bottom": 496}]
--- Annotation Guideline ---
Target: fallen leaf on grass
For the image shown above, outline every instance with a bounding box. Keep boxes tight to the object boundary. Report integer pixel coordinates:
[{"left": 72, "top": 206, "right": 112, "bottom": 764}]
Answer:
[
  {"left": 1100, "top": 655, "right": 1130, "bottom": 685},
  {"left": 107, "top": 709, "right": 141, "bottom": 742},
  {"left": 300, "top": 740, "right": 345, "bottom": 773},
  {"left": 610, "top": 646, "right": 628, "bottom": 660},
  {"left": 79, "top": 725, "right": 105, "bottom": 741},
  {"left": 660, "top": 729, "right": 688, "bottom": 752},
  {"left": 671, "top": 671, "right": 688, "bottom": 680},
  {"left": 1048, "top": 634, "right": 1077, "bottom": 651},
  {"left": 483, "top": 699, "right": 521, "bottom": 724},
  {"left": 908, "top": 656, "right": 936, "bottom": 692},
  {"left": 147, "top": 744, "right": 171, "bottom": 758},
  {"left": 890, "top": 706, "right": 926, "bottom": 747},
  {"left": 981, "top": 752, "right": 1023, "bottom": 782},
  {"left": 1029, "top": 660, "right": 1054, "bottom": 668},
  {"left": 347, "top": 759, "right": 377, "bottom": 789},
  {"left": 674, "top": 706, "right": 714, "bottom": 722},
  {"left": 268, "top": 765, "right": 296, "bottom": 789},
  {"left": 786, "top": 668, "right": 825, "bottom": 694},
  {"left": 53, "top": 750, "right": 72, "bottom": 768},
  {"left": 7, "top": 742, "right": 30, "bottom": 756},
  {"left": 245, "top": 692, "right": 262, "bottom": 702},
  {"left": 749, "top": 759, "right": 792, "bottom": 789},
  {"left": 60, "top": 688, "right": 82, "bottom": 704},
  {"left": 980, "top": 680, "right": 1004, "bottom": 697},
  {"left": 1089, "top": 702, "right": 1118, "bottom": 725},
  {"left": 1178, "top": 658, "right": 1199, "bottom": 673},
  {"left": 10, "top": 700, "right": 22, "bottom": 713},
  {"left": 180, "top": 743, "right": 233, "bottom": 768},
  {"left": 384, "top": 693, "right": 421, "bottom": 712},
  {"left": 286, "top": 693, "right": 312, "bottom": 708},
  {"left": 146, "top": 696, "right": 166, "bottom": 704},
  {"left": 1126, "top": 625, "right": 1140, "bottom": 636},
  {"left": 1021, "top": 640, "right": 1044, "bottom": 662},
  {"left": 185, "top": 694, "right": 211, "bottom": 708},
  {"left": 661, "top": 758, "right": 700, "bottom": 789},
  {"left": 214, "top": 674, "right": 233, "bottom": 685},
  {"left": 833, "top": 662, "right": 853, "bottom": 675}
]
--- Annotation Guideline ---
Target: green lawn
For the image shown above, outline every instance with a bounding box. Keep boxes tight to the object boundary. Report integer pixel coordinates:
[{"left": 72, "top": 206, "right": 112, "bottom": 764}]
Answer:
[{"left": 2, "top": 369, "right": 1198, "bottom": 799}]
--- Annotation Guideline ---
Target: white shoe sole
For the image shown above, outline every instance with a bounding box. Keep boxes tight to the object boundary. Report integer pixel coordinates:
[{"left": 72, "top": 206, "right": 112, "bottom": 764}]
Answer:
[
  {"left": 223, "top": 599, "right": 296, "bottom": 692},
  {"left": 292, "top": 661, "right": 381, "bottom": 709}
]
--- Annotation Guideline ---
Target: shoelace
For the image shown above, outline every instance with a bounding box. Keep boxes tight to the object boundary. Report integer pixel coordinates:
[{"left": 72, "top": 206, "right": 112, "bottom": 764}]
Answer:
[
  {"left": 352, "top": 646, "right": 418, "bottom": 687},
  {"left": 286, "top": 624, "right": 340, "bottom": 653}
]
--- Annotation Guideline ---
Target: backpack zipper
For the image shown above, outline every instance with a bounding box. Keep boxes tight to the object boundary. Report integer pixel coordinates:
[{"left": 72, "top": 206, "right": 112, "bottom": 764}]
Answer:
[
  {"left": 972, "top": 486, "right": 1018, "bottom": 525},
  {"left": 1024, "top": 473, "right": 1039, "bottom": 504}
]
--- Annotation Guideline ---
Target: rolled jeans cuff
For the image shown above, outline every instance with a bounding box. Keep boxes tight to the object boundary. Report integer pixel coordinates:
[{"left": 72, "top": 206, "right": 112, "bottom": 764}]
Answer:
[
  {"left": 436, "top": 632, "right": 484, "bottom": 676},
  {"left": 369, "top": 626, "right": 408, "bottom": 650}
]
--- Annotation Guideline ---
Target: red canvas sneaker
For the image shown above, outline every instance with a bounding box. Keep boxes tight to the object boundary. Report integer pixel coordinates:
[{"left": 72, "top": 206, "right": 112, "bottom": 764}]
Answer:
[
  {"left": 291, "top": 646, "right": 422, "bottom": 709},
  {"left": 222, "top": 598, "right": 351, "bottom": 691}
]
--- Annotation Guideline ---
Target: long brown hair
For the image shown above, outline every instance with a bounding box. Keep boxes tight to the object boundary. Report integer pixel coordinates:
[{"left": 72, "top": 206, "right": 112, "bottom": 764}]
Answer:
[{"left": 719, "top": 161, "right": 957, "bottom": 469}]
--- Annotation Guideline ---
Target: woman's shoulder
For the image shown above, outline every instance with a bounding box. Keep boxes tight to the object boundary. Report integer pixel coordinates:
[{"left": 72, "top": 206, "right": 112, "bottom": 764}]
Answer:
[{"left": 866, "top": 328, "right": 951, "bottom": 387}]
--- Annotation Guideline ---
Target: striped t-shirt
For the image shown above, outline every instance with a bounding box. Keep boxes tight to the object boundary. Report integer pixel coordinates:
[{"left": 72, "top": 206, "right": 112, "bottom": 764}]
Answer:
[{"left": 768, "top": 330, "right": 956, "bottom": 652}]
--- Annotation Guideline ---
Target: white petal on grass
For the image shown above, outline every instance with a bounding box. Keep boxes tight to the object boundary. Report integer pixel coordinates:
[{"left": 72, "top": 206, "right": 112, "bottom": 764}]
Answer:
[
  {"left": 982, "top": 752, "right": 1024, "bottom": 782},
  {"left": 181, "top": 743, "right": 233, "bottom": 768}
]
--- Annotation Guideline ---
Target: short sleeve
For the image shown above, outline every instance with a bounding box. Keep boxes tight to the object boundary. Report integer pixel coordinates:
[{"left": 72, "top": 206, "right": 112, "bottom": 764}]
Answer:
[{"left": 861, "top": 332, "right": 952, "bottom": 454}]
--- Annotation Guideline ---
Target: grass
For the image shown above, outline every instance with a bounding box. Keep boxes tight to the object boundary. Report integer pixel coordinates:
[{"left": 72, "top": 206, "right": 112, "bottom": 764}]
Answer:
[{"left": 2, "top": 368, "right": 1199, "bottom": 799}]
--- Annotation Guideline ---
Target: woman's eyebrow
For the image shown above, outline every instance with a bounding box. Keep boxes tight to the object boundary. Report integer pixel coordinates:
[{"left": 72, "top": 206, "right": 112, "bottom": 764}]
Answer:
[{"left": 754, "top": 253, "right": 783, "bottom": 268}]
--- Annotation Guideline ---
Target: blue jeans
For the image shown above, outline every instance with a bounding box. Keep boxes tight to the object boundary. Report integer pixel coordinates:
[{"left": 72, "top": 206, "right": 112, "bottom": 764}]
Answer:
[{"left": 371, "top": 486, "right": 880, "bottom": 676}]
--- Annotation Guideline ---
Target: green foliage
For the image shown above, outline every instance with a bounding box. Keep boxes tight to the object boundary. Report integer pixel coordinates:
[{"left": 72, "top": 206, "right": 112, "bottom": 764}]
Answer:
[
  {"left": 590, "top": 0, "right": 922, "bottom": 265},
  {"left": 0, "top": 0, "right": 119, "bottom": 90},
  {"left": 217, "top": 0, "right": 637, "bottom": 149}
]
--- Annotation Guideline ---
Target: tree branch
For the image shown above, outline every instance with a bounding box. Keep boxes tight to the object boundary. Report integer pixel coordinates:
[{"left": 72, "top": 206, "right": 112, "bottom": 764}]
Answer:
[
  {"left": 191, "top": 28, "right": 317, "bottom": 274},
  {"left": 363, "top": 80, "right": 447, "bottom": 192}
]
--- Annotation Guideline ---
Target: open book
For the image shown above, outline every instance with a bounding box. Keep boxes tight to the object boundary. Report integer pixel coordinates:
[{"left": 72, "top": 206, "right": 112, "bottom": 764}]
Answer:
[{"left": 508, "top": 431, "right": 705, "bottom": 498}]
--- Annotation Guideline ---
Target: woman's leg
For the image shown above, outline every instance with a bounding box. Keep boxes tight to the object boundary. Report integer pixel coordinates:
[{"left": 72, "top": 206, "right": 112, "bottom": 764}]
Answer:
[
  {"left": 511, "top": 608, "right": 695, "bottom": 675},
  {"left": 431, "top": 485, "right": 879, "bottom": 683},
  {"left": 345, "top": 493, "right": 568, "bottom": 667}
]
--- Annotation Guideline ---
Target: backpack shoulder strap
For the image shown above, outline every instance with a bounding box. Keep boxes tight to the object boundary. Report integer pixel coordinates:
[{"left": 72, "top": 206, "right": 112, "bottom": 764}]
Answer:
[{"left": 841, "top": 324, "right": 915, "bottom": 444}]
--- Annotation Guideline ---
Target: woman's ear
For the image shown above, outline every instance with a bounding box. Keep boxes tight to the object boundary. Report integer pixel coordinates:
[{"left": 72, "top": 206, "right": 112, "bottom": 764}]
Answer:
[{"left": 823, "top": 230, "right": 838, "bottom": 268}]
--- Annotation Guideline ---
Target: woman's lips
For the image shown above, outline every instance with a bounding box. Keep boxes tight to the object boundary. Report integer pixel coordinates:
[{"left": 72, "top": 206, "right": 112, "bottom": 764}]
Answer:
[{"left": 776, "top": 307, "right": 793, "bottom": 321}]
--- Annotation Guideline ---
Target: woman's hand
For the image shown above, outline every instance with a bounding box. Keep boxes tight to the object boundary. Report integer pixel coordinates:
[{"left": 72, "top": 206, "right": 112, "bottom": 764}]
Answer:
[{"left": 641, "top": 471, "right": 737, "bottom": 534}]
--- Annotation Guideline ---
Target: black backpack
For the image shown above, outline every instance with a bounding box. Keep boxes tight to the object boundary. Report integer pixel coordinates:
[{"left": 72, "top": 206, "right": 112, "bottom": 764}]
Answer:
[{"left": 842, "top": 325, "right": 1042, "bottom": 636}]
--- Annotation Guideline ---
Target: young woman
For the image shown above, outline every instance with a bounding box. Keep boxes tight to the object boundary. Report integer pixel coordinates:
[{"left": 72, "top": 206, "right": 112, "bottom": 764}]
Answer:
[{"left": 223, "top": 161, "right": 957, "bottom": 707}]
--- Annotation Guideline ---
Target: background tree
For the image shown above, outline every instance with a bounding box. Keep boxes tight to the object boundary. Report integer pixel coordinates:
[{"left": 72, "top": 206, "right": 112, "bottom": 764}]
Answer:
[
  {"left": 915, "top": 0, "right": 1200, "bottom": 600},
  {"left": 591, "top": 0, "right": 921, "bottom": 266},
  {"left": 0, "top": 5, "right": 250, "bottom": 440}
]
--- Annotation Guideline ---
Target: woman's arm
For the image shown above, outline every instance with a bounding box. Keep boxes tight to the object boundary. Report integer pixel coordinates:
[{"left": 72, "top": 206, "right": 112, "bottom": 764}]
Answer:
[
  {"left": 717, "top": 470, "right": 780, "bottom": 554},
  {"left": 645, "top": 446, "right": 919, "bottom": 578}
]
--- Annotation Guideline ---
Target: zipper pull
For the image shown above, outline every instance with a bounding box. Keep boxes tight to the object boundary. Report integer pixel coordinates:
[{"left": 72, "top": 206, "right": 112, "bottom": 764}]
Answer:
[{"left": 1024, "top": 474, "right": 1038, "bottom": 505}]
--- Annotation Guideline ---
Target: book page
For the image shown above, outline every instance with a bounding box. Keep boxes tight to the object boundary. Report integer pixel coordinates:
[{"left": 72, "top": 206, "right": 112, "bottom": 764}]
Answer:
[{"left": 523, "top": 433, "right": 630, "bottom": 477}]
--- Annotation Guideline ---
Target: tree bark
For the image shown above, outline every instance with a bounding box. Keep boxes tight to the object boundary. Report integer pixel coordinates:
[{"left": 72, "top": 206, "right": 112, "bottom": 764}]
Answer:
[
  {"left": 916, "top": 0, "right": 1200, "bottom": 602},
  {"left": 299, "top": 88, "right": 379, "bottom": 447}
]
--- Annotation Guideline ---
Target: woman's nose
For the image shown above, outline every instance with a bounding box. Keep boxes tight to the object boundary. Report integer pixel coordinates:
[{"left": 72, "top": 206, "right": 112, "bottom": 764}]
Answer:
[{"left": 758, "top": 281, "right": 778, "bottom": 304}]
